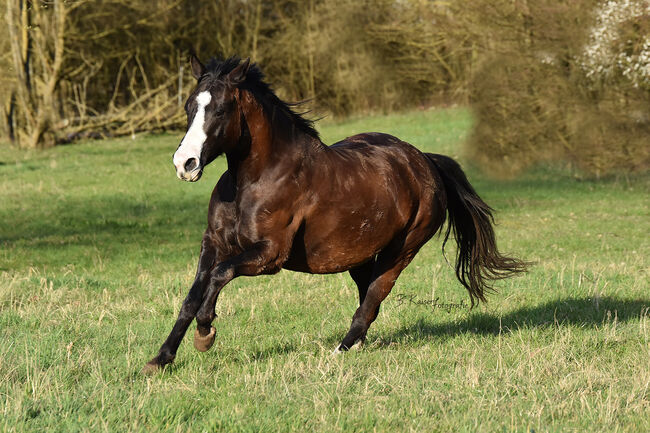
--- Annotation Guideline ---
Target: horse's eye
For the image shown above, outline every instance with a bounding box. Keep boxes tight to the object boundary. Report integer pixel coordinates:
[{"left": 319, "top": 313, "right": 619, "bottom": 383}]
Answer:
[{"left": 215, "top": 108, "right": 225, "bottom": 117}]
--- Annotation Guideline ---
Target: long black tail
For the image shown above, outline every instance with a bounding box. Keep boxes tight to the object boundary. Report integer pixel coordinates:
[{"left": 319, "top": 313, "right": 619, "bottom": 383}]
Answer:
[{"left": 426, "top": 153, "right": 528, "bottom": 307}]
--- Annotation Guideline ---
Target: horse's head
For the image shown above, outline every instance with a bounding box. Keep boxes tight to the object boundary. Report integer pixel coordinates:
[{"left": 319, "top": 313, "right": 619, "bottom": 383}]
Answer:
[{"left": 173, "top": 54, "right": 250, "bottom": 182}]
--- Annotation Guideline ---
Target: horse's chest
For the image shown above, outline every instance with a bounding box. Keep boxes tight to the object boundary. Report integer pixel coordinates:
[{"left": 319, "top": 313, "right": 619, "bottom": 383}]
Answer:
[
  {"left": 206, "top": 200, "right": 266, "bottom": 254},
  {"left": 206, "top": 202, "right": 241, "bottom": 255}
]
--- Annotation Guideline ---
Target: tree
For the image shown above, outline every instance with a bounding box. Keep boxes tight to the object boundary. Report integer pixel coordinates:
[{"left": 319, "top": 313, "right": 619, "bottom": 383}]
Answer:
[{"left": 5, "top": 0, "right": 69, "bottom": 148}]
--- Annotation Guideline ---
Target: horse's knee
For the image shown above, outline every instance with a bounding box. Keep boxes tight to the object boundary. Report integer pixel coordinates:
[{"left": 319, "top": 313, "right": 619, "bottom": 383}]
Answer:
[
  {"left": 210, "top": 265, "right": 234, "bottom": 286},
  {"left": 179, "top": 301, "right": 200, "bottom": 321},
  {"left": 195, "top": 303, "right": 217, "bottom": 325}
]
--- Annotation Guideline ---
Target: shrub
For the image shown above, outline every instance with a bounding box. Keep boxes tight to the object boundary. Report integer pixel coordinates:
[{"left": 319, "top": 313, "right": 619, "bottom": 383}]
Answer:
[{"left": 467, "top": 0, "right": 649, "bottom": 177}]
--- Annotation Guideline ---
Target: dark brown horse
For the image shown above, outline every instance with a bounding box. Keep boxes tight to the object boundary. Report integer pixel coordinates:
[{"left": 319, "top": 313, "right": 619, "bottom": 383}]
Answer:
[{"left": 143, "top": 55, "right": 527, "bottom": 373}]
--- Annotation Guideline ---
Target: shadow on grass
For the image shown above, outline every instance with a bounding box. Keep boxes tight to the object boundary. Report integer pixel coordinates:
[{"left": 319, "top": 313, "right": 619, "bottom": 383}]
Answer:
[
  {"left": 0, "top": 194, "right": 208, "bottom": 250},
  {"left": 135, "top": 297, "right": 649, "bottom": 375},
  {"left": 378, "top": 296, "right": 650, "bottom": 346},
  {"left": 213, "top": 341, "right": 300, "bottom": 368}
]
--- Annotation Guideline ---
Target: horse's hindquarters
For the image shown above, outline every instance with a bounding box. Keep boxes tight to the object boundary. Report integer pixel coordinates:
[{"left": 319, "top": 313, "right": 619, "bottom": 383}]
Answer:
[{"left": 282, "top": 134, "right": 445, "bottom": 275}]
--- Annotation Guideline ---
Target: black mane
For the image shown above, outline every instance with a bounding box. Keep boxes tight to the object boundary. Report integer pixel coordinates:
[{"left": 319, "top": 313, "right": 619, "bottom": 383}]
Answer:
[{"left": 203, "top": 56, "right": 319, "bottom": 140}]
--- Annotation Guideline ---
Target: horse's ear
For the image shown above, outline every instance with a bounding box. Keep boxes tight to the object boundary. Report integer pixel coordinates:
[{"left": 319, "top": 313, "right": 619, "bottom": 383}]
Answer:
[
  {"left": 228, "top": 58, "right": 250, "bottom": 85},
  {"left": 189, "top": 52, "right": 205, "bottom": 80}
]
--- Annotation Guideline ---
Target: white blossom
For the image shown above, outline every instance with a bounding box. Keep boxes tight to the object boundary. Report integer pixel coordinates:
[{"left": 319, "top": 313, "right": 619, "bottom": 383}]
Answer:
[{"left": 579, "top": 0, "right": 650, "bottom": 88}]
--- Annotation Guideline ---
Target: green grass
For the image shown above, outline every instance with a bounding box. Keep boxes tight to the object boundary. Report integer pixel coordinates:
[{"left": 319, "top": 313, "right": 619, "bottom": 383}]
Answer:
[{"left": 1, "top": 107, "right": 648, "bottom": 432}]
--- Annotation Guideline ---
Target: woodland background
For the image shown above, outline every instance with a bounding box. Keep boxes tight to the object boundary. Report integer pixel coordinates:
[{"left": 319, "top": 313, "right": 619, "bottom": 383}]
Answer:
[{"left": 1, "top": 0, "right": 648, "bottom": 177}]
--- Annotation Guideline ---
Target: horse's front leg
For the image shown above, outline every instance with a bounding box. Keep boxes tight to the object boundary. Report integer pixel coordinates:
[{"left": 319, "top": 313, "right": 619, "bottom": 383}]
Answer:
[
  {"left": 142, "top": 236, "right": 216, "bottom": 374},
  {"left": 193, "top": 241, "right": 282, "bottom": 352}
]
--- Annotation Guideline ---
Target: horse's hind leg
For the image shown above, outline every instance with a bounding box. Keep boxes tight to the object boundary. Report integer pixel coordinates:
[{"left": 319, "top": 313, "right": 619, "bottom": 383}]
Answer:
[
  {"left": 348, "top": 258, "right": 376, "bottom": 347},
  {"left": 336, "top": 250, "right": 416, "bottom": 352},
  {"left": 350, "top": 259, "right": 376, "bottom": 305}
]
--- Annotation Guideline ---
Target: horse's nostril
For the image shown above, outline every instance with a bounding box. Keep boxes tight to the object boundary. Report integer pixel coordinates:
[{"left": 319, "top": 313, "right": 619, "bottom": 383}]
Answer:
[{"left": 184, "top": 158, "right": 199, "bottom": 172}]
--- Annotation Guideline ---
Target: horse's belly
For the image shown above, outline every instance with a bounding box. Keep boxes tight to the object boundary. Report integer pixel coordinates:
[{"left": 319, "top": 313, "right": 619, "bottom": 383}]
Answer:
[
  {"left": 283, "top": 218, "right": 398, "bottom": 274},
  {"left": 283, "top": 244, "right": 380, "bottom": 274}
]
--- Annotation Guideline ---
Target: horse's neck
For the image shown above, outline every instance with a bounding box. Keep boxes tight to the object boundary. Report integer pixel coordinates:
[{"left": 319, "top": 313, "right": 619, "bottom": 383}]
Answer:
[{"left": 228, "top": 91, "right": 322, "bottom": 185}]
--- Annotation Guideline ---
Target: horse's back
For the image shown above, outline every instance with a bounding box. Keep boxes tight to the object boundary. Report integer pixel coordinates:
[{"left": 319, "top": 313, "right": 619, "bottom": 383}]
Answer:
[
  {"left": 326, "top": 132, "right": 442, "bottom": 199},
  {"left": 329, "top": 132, "right": 417, "bottom": 154}
]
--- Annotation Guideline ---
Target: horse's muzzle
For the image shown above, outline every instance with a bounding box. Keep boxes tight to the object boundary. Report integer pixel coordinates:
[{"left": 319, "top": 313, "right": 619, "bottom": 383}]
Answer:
[
  {"left": 177, "top": 167, "right": 203, "bottom": 182},
  {"left": 175, "top": 157, "right": 202, "bottom": 182}
]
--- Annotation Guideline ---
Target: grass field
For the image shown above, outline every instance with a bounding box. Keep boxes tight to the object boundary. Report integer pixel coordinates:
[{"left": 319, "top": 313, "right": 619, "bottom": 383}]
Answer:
[{"left": 1, "top": 107, "right": 648, "bottom": 432}]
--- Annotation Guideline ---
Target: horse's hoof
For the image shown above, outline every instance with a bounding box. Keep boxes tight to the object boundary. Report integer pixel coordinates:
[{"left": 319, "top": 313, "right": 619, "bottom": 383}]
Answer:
[
  {"left": 193, "top": 326, "right": 216, "bottom": 352},
  {"left": 332, "top": 336, "right": 364, "bottom": 355},
  {"left": 141, "top": 359, "right": 162, "bottom": 375}
]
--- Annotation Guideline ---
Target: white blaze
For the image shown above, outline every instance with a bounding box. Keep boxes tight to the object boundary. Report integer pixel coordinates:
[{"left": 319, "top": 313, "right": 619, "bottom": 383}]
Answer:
[{"left": 173, "top": 91, "right": 212, "bottom": 175}]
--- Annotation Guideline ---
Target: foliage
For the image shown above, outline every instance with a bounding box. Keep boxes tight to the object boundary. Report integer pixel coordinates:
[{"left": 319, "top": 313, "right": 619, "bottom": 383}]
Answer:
[
  {"left": 0, "top": 0, "right": 470, "bottom": 147},
  {"left": 0, "top": 0, "right": 647, "bottom": 177}
]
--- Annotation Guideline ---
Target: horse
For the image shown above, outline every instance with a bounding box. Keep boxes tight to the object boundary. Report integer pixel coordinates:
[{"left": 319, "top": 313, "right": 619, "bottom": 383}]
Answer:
[{"left": 142, "top": 55, "right": 528, "bottom": 373}]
